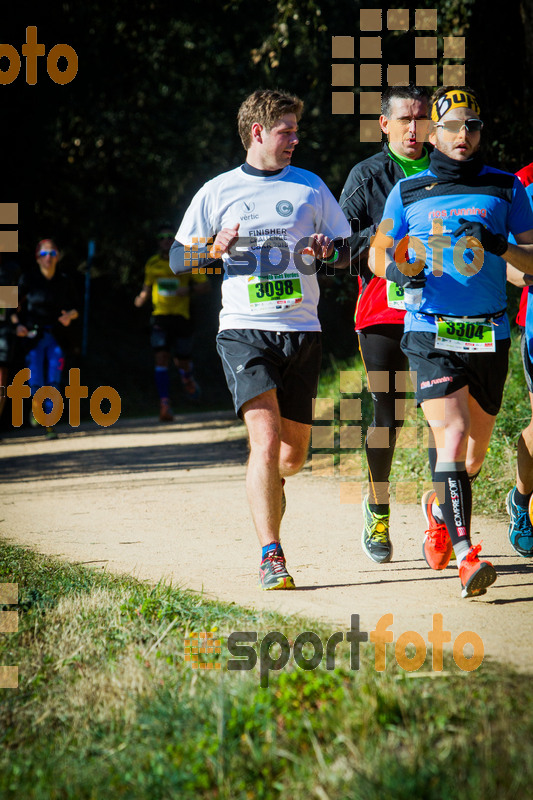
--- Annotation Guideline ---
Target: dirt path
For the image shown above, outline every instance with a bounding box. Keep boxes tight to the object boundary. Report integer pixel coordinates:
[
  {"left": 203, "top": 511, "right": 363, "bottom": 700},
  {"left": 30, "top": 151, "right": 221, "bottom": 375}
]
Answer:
[{"left": 2, "top": 411, "right": 532, "bottom": 673}]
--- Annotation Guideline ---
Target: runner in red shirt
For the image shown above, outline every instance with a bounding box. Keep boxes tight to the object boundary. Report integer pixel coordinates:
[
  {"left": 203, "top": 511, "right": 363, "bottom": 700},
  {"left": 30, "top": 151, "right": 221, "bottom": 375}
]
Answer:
[{"left": 513, "top": 163, "right": 533, "bottom": 328}]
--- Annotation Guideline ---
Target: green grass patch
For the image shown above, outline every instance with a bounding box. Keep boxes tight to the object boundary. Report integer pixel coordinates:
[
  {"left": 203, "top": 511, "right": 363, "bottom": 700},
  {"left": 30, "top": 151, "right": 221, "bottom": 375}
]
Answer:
[
  {"left": 0, "top": 545, "right": 532, "bottom": 798},
  {"left": 315, "top": 330, "right": 528, "bottom": 515}
]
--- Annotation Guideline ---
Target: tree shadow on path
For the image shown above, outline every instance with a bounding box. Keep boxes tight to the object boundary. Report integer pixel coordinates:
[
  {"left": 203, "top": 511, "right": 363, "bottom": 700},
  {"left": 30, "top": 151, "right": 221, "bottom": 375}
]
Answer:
[{"left": 0, "top": 414, "right": 248, "bottom": 483}]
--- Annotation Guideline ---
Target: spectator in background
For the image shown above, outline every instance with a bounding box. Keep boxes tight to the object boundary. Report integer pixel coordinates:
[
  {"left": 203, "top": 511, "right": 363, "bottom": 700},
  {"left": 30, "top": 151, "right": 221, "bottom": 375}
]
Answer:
[
  {"left": 13, "top": 239, "right": 79, "bottom": 439},
  {"left": 135, "top": 222, "right": 209, "bottom": 421}
]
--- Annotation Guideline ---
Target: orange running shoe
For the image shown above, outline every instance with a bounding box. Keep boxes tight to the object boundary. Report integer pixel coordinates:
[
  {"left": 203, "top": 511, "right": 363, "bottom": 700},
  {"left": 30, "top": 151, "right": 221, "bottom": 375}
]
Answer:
[
  {"left": 459, "top": 543, "right": 497, "bottom": 599},
  {"left": 421, "top": 489, "right": 453, "bottom": 570}
]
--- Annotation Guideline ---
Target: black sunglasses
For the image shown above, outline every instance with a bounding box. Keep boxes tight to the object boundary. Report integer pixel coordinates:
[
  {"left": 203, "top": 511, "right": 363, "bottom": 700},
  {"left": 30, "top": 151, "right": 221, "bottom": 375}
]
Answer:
[{"left": 434, "top": 119, "right": 484, "bottom": 134}]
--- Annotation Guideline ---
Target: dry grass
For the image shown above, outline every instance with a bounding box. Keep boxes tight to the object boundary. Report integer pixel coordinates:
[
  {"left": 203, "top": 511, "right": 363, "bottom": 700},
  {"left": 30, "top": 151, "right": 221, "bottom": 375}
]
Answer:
[{"left": 1, "top": 546, "right": 533, "bottom": 799}]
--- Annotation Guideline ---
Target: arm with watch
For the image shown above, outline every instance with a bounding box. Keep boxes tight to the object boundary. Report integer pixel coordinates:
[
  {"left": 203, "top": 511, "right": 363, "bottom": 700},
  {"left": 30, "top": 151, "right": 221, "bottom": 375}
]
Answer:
[{"left": 299, "top": 234, "right": 351, "bottom": 271}]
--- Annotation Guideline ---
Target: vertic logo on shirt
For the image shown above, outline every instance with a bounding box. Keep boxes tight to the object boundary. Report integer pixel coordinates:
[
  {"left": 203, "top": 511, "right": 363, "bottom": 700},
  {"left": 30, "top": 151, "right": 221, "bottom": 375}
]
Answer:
[{"left": 240, "top": 202, "right": 259, "bottom": 222}]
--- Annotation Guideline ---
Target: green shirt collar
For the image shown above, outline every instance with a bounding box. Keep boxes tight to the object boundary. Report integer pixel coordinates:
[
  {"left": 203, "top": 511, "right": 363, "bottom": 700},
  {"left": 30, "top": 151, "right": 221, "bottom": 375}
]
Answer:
[{"left": 388, "top": 144, "right": 430, "bottom": 177}]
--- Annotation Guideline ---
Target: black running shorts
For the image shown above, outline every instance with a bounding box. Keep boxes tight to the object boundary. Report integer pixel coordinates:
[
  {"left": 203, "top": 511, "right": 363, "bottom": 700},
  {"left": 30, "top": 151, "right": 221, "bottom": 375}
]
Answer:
[
  {"left": 216, "top": 328, "right": 322, "bottom": 424},
  {"left": 401, "top": 330, "right": 510, "bottom": 416},
  {"left": 150, "top": 314, "right": 194, "bottom": 359}
]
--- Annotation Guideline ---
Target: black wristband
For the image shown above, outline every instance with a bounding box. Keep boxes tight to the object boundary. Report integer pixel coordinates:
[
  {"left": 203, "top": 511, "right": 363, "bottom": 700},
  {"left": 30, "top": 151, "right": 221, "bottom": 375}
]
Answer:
[
  {"left": 385, "top": 261, "right": 425, "bottom": 288},
  {"left": 490, "top": 234, "right": 508, "bottom": 257}
]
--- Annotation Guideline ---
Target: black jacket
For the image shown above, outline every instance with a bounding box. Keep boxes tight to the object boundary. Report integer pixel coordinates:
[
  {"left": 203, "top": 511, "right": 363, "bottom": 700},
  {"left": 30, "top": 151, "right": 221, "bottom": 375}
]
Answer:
[
  {"left": 18, "top": 267, "right": 78, "bottom": 346},
  {"left": 339, "top": 143, "right": 431, "bottom": 270}
]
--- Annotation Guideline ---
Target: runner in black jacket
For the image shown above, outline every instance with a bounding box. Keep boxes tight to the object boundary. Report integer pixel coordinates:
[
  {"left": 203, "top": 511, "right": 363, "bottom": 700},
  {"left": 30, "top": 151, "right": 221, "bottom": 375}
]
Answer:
[{"left": 339, "top": 85, "right": 431, "bottom": 564}]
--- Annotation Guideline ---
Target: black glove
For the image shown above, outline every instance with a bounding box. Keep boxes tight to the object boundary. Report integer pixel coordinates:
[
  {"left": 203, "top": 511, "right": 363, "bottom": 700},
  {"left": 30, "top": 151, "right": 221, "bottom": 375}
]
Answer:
[
  {"left": 452, "top": 217, "right": 508, "bottom": 257},
  {"left": 385, "top": 260, "right": 426, "bottom": 289}
]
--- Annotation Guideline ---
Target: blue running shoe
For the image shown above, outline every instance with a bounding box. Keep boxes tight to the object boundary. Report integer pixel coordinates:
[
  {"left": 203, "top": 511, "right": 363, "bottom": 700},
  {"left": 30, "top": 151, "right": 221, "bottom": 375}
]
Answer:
[{"left": 506, "top": 488, "right": 533, "bottom": 557}]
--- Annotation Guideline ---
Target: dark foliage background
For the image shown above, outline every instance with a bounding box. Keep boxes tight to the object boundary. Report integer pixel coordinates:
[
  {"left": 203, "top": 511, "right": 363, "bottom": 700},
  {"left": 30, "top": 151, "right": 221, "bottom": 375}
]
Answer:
[{"left": 2, "top": 0, "right": 532, "bottom": 416}]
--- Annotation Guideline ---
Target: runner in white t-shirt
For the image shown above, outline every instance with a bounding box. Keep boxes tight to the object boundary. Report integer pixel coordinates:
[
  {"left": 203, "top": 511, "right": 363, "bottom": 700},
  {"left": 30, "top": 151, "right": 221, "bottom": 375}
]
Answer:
[{"left": 170, "top": 89, "right": 351, "bottom": 590}]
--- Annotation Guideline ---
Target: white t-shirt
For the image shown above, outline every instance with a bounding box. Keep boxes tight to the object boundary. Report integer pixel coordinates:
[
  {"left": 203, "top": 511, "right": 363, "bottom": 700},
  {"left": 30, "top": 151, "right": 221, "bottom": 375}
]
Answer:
[{"left": 176, "top": 165, "right": 351, "bottom": 331}]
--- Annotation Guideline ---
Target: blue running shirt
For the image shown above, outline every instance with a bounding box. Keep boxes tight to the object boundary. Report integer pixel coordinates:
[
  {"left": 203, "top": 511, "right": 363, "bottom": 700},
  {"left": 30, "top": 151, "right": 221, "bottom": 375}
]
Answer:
[{"left": 381, "top": 165, "right": 533, "bottom": 340}]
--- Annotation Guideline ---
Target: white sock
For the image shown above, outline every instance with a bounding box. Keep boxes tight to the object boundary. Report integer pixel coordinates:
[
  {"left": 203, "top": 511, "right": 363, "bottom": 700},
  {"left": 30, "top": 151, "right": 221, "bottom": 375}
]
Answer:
[
  {"left": 454, "top": 540, "right": 471, "bottom": 566},
  {"left": 432, "top": 499, "right": 444, "bottom": 523}
]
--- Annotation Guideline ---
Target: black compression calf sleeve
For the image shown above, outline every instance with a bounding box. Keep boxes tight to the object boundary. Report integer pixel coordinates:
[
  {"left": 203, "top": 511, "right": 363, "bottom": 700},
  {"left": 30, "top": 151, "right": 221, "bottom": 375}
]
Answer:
[
  {"left": 428, "top": 441, "right": 437, "bottom": 481},
  {"left": 433, "top": 462, "right": 472, "bottom": 548}
]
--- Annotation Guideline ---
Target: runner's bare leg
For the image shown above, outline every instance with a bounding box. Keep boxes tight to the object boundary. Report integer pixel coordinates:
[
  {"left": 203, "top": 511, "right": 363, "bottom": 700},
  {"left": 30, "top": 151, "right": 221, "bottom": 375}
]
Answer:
[{"left": 242, "top": 389, "right": 310, "bottom": 546}]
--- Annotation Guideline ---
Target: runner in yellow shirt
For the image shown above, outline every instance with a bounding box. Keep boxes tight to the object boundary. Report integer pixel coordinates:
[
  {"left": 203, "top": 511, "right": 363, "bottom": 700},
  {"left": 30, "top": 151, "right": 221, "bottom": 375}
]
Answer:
[{"left": 135, "top": 223, "right": 209, "bottom": 420}]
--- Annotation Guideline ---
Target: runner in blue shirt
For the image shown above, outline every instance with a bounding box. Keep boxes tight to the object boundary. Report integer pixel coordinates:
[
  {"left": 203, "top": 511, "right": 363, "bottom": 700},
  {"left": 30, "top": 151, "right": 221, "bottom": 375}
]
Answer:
[{"left": 371, "top": 87, "right": 533, "bottom": 597}]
